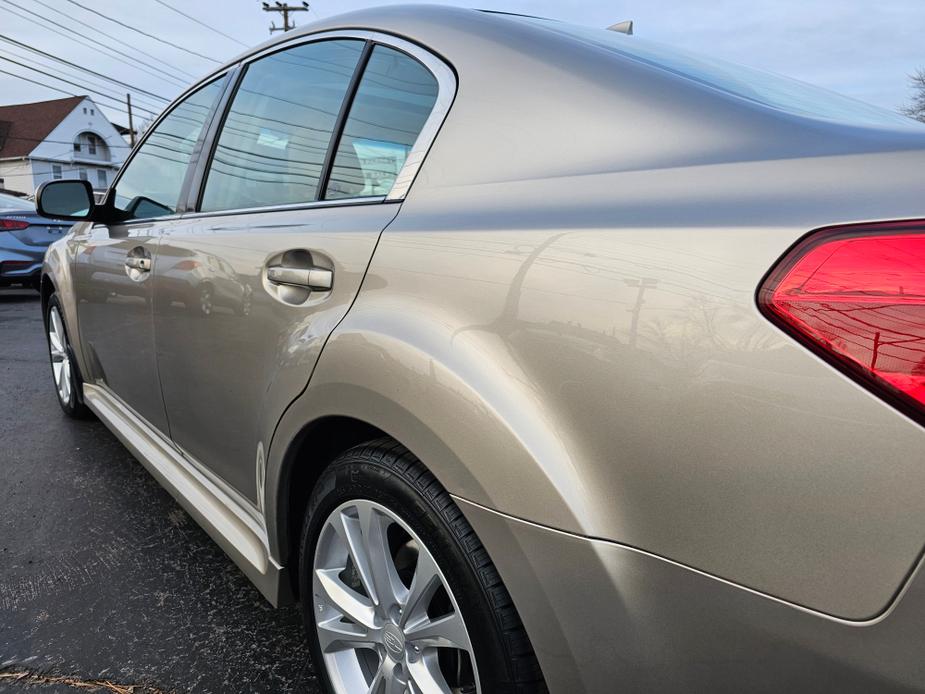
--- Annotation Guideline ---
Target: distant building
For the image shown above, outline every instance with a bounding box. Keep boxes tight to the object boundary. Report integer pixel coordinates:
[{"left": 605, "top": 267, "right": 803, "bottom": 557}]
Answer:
[{"left": 0, "top": 95, "right": 130, "bottom": 197}]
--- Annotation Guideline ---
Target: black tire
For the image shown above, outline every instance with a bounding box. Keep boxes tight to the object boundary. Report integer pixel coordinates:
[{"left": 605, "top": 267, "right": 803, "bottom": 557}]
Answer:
[
  {"left": 299, "top": 438, "right": 547, "bottom": 694},
  {"left": 45, "top": 294, "right": 92, "bottom": 419}
]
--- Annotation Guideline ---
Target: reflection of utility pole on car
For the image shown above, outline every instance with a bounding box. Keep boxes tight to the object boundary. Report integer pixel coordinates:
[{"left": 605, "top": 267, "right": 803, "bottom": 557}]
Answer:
[
  {"left": 262, "top": 1, "right": 309, "bottom": 33},
  {"left": 625, "top": 278, "right": 658, "bottom": 348}
]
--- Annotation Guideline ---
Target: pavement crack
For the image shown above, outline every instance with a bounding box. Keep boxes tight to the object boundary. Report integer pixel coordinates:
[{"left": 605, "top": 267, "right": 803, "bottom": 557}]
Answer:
[{"left": 0, "top": 669, "right": 171, "bottom": 693}]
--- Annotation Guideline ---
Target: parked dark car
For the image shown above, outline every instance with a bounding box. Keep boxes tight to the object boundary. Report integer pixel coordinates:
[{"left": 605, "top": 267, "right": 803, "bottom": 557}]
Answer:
[{"left": 0, "top": 192, "right": 71, "bottom": 290}]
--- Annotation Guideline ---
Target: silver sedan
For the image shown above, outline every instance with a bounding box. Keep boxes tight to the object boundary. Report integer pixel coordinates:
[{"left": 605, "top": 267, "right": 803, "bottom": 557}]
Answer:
[{"left": 37, "top": 6, "right": 925, "bottom": 692}]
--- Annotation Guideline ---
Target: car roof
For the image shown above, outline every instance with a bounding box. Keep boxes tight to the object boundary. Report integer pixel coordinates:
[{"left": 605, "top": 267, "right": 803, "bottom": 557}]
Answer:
[
  {"left": 171, "top": 4, "right": 924, "bottom": 197},
  {"left": 0, "top": 192, "right": 34, "bottom": 211}
]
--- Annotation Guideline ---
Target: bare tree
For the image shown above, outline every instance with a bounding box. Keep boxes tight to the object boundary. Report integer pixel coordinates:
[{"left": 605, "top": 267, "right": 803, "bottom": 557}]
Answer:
[{"left": 901, "top": 68, "right": 925, "bottom": 123}]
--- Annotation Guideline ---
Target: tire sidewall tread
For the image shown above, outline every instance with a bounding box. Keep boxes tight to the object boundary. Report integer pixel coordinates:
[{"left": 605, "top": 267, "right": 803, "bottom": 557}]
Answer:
[{"left": 299, "top": 438, "right": 547, "bottom": 694}]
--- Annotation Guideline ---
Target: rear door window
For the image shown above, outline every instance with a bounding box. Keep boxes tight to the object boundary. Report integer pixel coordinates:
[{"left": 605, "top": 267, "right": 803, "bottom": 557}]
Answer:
[
  {"left": 200, "top": 39, "right": 364, "bottom": 212},
  {"left": 324, "top": 46, "right": 439, "bottom": 200}
]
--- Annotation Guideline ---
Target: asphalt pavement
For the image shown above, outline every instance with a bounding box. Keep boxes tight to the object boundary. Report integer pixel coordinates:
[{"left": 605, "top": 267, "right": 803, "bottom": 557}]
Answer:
[{"left": 0, "top": 289, "right": 319, "bottom": 693}]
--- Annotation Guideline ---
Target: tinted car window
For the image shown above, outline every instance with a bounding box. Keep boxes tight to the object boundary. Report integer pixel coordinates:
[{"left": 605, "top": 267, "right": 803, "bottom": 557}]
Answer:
[
  {"left": 325, "top": 46, "right": 439, "bottom": 200},
  {"left": 113, "top": 78, "right": 224, "bottom": 221},
  {"left": 201, "top": 40, "right": 364, "bottom": 212}
]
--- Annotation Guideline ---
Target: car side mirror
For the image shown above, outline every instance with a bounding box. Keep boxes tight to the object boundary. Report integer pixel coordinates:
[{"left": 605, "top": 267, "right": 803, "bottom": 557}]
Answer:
[{"left": 36, "top": 180, "right": 96, "bottom": 221}]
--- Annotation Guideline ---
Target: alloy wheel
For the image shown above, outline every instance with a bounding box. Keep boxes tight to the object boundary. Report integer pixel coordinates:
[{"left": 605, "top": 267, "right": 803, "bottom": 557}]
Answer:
[
  {"left": 312, "top": 499, "right": 480, "bottom": 693},
  {"left": 48, "top": 306, "right": 72, "bottom": 406}
]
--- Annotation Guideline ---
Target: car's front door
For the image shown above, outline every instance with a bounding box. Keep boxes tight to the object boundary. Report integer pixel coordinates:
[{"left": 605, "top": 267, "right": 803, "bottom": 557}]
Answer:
[
  {"left": 74, "top": 78, "right": 228, "bottom": 433},
  {"left": 151, "top": 36, "right": 445, "bottom": 503}
]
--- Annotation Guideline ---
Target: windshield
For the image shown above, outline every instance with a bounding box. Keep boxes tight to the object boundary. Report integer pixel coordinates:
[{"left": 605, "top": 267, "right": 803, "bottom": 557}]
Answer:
[{"left": 516, "top": 16, "right": 918, "bottom": 129}]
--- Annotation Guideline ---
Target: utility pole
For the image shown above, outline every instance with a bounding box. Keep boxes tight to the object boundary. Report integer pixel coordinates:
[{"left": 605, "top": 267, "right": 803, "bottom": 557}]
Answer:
[
  {"left": 126, "top": 93, "right": 135, "bottom": 146},
  {"left": 262, "top": 1, "right": 309, "bottom": 33},
  {"left": 625, "top": 278, "right": 658, "bottom": 348}
]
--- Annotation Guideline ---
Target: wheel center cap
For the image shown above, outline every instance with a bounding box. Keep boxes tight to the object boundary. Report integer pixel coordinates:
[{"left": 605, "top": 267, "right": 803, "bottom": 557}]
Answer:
[{"left": 382, "top": 623, "right": 405, "bottom": 660}]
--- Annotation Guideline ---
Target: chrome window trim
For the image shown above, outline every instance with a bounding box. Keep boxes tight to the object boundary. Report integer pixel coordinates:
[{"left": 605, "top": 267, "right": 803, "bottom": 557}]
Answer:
[
  {"left": 95, "top": 197, "right": 390, "bottom": 228},
  {"left": 180, "top": 195, "right": 389, "bottom": 221},
  {"left": 238, "top": 29, "right": 457, "bottom": 203},
  {"left": 377, "top": 38, "right": 456, "bottom": 201}
]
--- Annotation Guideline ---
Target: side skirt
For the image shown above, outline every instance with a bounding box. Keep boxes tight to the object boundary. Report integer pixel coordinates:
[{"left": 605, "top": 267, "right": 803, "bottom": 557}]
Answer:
[{"left": 82, "top": 383, "right": 292, "bottom": 606}]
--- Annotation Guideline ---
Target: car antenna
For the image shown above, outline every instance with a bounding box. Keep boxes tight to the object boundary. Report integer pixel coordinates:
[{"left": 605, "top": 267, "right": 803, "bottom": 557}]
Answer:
[{"left": 607, "top": 20, "right": 633, "bottom": 35}]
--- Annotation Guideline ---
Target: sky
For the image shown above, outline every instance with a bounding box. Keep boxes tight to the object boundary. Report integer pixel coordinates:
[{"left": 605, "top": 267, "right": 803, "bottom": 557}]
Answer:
[{"left": 0, "top": 0, "right": 922, "bottom": 130}]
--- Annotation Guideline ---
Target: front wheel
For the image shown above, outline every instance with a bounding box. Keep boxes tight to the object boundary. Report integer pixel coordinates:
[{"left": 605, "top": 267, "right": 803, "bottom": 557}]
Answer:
[
  {"left": 45, "top": 295, "right": 91, "bottom": 419},
  {"left": 300, "top": 440, "right": 547, "bottom": 694}
]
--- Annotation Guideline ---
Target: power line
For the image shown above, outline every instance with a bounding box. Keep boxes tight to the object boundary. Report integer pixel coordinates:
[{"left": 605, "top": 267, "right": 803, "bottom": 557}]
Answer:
[
  {"left": 65, "top": 0, "right": 224, "bottom": 64},
  {"left": 0, "top": 66, "right": 130, "bottom": 121},
  {"left": 153, "top": 0, "right": 249, "bottom": 47},
  {"left": 29, "top": 0, "right": 196, "bottom": 82},
  {"left": 0, "top": 55, "right": 160, "bottom": 118},
  {"left": 0, "top": 1, "right": 191, "bottom": 88},
  {"left": 0, "top": 47, "right": 166, "bottom": 115},
  {"left": 0, "top": 66, "right": 139, "bottom": 122},
  {"left": 0, "top": 34, "right": 170, "bottom": 104}
]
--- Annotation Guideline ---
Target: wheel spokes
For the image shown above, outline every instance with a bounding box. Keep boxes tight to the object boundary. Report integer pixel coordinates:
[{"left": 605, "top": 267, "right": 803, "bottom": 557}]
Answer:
[
  {"left": 315, "top": 567, "right": 377, "bottom": 630},
  {"left": 49, "top": 309, "right": 65, "bottom": 357},
  {"left": 355, "top": 503, "right": 406, "bottom": 615},
  {"left": 331, "top": 509, "right": 384, "bottom": 608},
  {"left": 316, "top": 615, "right": 377, "bottom": 654},
  {"left": 407, "top": 652, "right": 453, "bottom": 694},
  {"left": 368, "top": 660, "right": 407, "bottom": 694},
  {"left": 315, "top": 499, "right": 480, "bottom": 694},
  {"left": 405, "top": 610, "right": 471, "bottom": 652},
  {"left": 48, "top": 307, "right": 72, "bottom": 403},
  {"left": 400, "top": 549, "right": 441, "bottom": 627},
  {"left": 59, "top": 361, "right": 71, "bottom": 402},
  {"left": 52, "top": 359, "right": 64, "bottom": 386}
]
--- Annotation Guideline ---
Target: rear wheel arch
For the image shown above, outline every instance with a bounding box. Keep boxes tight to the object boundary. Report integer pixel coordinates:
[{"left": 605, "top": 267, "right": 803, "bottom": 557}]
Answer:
[{"left": 274, "top": 415, "right": 387, "bottom": 596}]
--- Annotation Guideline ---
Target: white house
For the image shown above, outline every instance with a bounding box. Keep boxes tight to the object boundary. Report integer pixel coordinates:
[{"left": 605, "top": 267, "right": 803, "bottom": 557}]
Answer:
[{"left": 0, "top": 95, "right": 131, "bottom": 196}]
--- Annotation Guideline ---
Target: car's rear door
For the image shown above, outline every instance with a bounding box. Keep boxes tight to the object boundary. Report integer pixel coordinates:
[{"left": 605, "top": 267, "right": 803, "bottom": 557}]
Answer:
[
  {"left": 151, "top": 33, "right": 450, "bottom": 503},
  {"left": 73, "top": 77, "right": 228, "bottom": 433}
]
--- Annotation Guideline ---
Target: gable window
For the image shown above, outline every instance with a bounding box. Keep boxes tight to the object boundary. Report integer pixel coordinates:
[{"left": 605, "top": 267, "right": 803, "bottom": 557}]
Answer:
[
  {"left": 73, "top": 132, "right": 111, "bottom": 161},
  {"left": 90, "top": 109, "right": 95, "bottom": 115},
  {"left": 52, "top": 164, "right": 62, "bottom": 179}
]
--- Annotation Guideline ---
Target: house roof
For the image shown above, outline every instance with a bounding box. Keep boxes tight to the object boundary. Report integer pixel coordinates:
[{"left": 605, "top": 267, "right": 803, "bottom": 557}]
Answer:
[{"left": 0, "top": 95, "right": 85, "bottom": 159}]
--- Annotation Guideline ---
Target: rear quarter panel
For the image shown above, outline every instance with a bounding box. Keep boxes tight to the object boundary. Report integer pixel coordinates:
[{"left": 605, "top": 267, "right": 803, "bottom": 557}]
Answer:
[
  {"left": 286, "top": 148, "right": 925, "bottom": 621},
  {"left": 264, "top": 4, "right": 925, "bottom": 620}
]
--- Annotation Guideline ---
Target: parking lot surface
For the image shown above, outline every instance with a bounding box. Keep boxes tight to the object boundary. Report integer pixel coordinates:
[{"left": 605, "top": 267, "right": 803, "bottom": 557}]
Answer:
[{"left": 0, "top": 290, "right": 319, "bottom": 693}]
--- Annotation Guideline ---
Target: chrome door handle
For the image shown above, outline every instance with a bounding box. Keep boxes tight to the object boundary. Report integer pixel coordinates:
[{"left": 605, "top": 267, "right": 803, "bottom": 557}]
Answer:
[
  {"left": 125, "top": 256, "right": 151, "bottom": 271},
  {"left": 267, "top": 265, "right": 333, "bottom": 291}
]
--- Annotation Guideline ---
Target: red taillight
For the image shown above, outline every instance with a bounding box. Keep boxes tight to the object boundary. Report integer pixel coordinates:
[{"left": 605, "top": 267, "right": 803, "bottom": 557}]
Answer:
[
  {"left": 0, "top": 218, "right": 30, "bottom": 231},
  {"left": 759, "top": 220, "right": 925, "bottom": 421}
]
